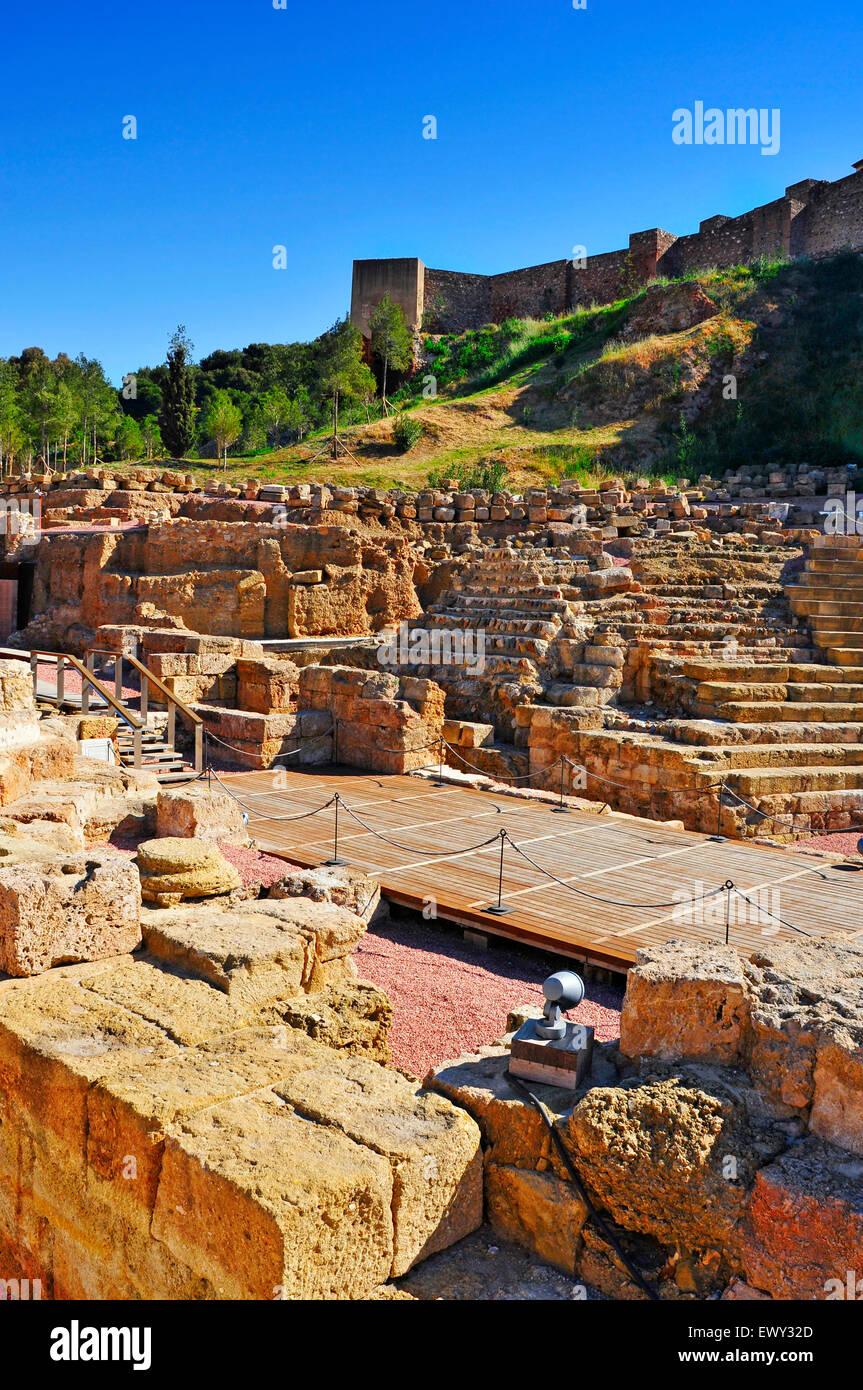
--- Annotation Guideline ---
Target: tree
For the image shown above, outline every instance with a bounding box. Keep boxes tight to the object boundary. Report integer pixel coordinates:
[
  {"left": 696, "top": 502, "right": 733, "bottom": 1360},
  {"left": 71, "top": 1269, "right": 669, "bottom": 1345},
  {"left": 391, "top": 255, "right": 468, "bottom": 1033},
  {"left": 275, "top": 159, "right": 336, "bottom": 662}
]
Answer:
[
  {"left": 317, "top": 317, "right": 370, "bottom": 456},
  {"left": 284, "top": 394, "right": 310, "bottom": 442},
  {"left": 141, "top": 414, "right": 164, "bottom": 461},
  {"left": 161, "top": 326, "right": 197, "bottom": 458},
  {"left": 368, "top": 294, "right": 413, "bottom": 415},
  {"left": 72, "top": 355, "right": 117, "bottom": 466},
  {"left": 260, "top": 387, "right": 291, "bottom": 450},
  {"left": 0, "top": 362, "right": 21, "bottom": 476},
  {"left": 51, "top": 381, "right": 78, "bottom": 470},
  {"left": 204, "top": 389, "right": 242, "bottom": 468},
  {"left": 116, "top": 414, "right": 144, "bottom": 460}
]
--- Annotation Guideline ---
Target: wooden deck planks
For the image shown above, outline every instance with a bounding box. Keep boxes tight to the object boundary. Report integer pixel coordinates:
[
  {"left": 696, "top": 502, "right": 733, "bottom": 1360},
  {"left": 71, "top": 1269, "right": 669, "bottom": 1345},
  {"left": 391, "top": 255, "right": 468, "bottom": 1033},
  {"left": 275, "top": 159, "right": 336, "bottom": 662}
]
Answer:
[{"left": 219, "top": 768, "right": 861, "bottom": 970}]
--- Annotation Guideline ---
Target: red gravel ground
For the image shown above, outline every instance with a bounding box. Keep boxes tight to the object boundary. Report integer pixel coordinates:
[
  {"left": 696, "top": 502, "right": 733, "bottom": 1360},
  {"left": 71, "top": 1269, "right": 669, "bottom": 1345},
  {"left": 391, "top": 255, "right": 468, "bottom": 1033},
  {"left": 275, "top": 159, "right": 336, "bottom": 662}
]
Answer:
[
  {"left": 218, "top": 841, "right": 296, "bottom": 888},
  {"left": 96, "top": 826, "right": 622, "bottom": 1076},
  {"left": 796, "top": 831, "right": 863, "bottom": 859},
  {"left": 353, "top": 913, "right": 623, "bottom": 1079}
]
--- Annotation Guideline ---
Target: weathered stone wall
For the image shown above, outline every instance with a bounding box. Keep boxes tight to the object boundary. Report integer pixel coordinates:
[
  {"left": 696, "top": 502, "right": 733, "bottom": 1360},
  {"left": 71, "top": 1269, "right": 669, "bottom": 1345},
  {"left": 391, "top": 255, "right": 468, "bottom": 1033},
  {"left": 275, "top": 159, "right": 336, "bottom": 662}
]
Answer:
[
  {"left": 22, "top": 521, "right": 421, "bottom": 652},
  {"left": 350, "top": 257, "right": 425, "bottom": 339},
  {"left": 429, "top": 937, "right": 863, "bottom": 1301},
  {"left": 360, "top": 161, "right": 863, "bottom": 335},
  {"left": 0, "top": 883, "right": 483, "bottom": 1298},
  {"left": 299, "top": 665, "right": 445, "bottom": 775}
]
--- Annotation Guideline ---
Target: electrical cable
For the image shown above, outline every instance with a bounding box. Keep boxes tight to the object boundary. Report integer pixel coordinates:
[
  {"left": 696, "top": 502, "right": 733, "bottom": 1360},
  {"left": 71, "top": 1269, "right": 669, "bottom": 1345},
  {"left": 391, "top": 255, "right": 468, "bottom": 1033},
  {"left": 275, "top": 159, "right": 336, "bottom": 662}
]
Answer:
[{"left": 507, "top": 1075, "right": 660, "bottom": 1301}]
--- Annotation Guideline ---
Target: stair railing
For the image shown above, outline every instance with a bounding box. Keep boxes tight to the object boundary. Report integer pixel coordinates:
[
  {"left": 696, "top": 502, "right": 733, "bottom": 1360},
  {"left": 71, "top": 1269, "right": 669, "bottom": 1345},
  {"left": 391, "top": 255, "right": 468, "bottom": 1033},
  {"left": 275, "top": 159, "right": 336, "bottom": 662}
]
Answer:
[
  {"left": 87, "top": 648, "right": 203, "bottom": 774},
  {"left": 26, "top": 648, "right": 145, "bottom": 766}
]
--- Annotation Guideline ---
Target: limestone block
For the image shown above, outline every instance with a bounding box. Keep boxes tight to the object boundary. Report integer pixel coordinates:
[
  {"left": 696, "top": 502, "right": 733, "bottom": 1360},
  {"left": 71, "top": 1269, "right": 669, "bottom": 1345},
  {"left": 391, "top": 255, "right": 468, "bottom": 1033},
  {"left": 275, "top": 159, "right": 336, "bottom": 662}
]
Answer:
[
  {"left": 274, "top": 980, "right": 392, "bottom": 1061},
  {"left": 80, "top": 959, "right": 252, "bottom": 1046},
  {"left": 236, "top": 656, "right": 299, "bottom": 714},
  {"left": 275, "top": 1055, "right": 482, "bottom": 1276},
  {"left": 0, "top": 851, "right": 142, "bottom": 977},
  {"left": 569, "top": 1071, "right": 777, "bottom": 1256},
  {"left": 152, "top": 1091, "right": 395, "bottom": 1299},
  {"left": 811, "top": 1038, "right": 863, "bottom": 1157},
  {"left": 620, "top": 941, "right": 751, "bottom": 1064},
  {"left": 266, "top": 863, "right": 383, "bottom": 923},
  {"left": 427, "top": 1047, "right": 571, "bottom": 1169},
  {"left": 137, "top": 837, "right": 241, "bottom": 906},
  {"left": 485, "top": 1165, "right": 587, "bottom": 1274},
  {"left": 0, "top": 661, "right": 35, "bottom": 715},
  {"left": 0, "top": 970, "right": 178, "bottom": 1160},
  {"left": 143, "top": 896, "right": 366, "bottom": 1005},
  {"left": 745, "top": 940, "right": 863, "bottom": 1121},
  {"left": 155, "top": 784, "right": 249, "bottom": 846},
  {"left": 583, "top": 644, "right": 625, "bottom": 669},
  {"left": 738, "top": 1137, "right": 863, "bottom": 1299}
]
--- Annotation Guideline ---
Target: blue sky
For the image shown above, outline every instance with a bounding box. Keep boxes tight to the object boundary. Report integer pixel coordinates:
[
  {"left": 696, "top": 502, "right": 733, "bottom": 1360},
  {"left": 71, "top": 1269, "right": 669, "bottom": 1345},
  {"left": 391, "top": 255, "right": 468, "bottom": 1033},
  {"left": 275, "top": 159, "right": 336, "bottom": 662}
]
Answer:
[{"left": 1, "top": 0, "right": 860, "bottom": 383}]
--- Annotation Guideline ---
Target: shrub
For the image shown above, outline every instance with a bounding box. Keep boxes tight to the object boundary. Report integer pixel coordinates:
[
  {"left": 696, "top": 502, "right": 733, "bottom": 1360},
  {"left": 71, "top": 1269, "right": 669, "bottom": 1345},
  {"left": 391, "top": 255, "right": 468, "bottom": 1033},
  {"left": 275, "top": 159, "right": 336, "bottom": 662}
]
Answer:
[{"left": 393, "top": 413, "right": 424, "bottom": 452}]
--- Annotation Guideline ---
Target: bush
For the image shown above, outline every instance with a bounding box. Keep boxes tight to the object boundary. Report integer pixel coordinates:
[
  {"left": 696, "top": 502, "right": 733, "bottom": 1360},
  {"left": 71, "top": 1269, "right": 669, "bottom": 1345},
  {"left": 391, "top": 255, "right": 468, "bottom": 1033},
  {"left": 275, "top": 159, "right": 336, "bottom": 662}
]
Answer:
[{"left": 393, "top": 412, "right": 424, "bottom": 452}]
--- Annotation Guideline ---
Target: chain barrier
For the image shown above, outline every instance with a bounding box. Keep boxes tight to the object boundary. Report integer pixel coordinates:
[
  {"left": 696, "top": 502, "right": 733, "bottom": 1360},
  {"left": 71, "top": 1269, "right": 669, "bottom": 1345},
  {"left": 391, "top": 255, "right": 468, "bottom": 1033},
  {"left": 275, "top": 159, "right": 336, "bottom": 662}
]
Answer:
[
  {"left": 722, "top": 782, "right": 863, "bottom": 838},
  {"left": 200, "top": 734, "right": 822, "bottom": 938}
]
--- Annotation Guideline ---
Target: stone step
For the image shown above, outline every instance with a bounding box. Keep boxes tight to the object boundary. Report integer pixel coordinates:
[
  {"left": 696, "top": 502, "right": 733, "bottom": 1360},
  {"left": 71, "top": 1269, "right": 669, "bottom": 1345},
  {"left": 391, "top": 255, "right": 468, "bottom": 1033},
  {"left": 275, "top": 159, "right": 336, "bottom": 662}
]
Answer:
[
  {"left": 424, "top": 611, "right": 560, "bottom": 637},
  {"left": 812, "top": 627, "right": 863, "bottom": 644},
  {"left": 717, "top": 700, "right": 863, "bottom": 723},
  {"left": 697, "top": 744, "right": 863, "bottom": 770},
  {"left": 679, "top": 661, "right": 856, "bottom": 682},
  {"left": 787, "top": 596, "right": 863, "bottom": 615},
  {"left": 822, "top": 646, "right": 863, "bottom": 666},
  {"left": 807, "top": 556, "right": 863, "bottom": 572},
  {"left": 729, "top": 765, "right": 863, "bottom": 794},
  {"left": 670, "top": 719, "right": 863, "bottom": 746}
]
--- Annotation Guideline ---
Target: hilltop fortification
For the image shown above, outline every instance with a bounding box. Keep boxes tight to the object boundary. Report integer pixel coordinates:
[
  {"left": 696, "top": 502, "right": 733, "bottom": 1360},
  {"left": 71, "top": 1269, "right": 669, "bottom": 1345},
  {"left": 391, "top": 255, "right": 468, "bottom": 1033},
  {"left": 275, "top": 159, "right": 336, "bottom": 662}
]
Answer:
[{"left": 351, "top": 158, "right": 863, "bottom": 337}]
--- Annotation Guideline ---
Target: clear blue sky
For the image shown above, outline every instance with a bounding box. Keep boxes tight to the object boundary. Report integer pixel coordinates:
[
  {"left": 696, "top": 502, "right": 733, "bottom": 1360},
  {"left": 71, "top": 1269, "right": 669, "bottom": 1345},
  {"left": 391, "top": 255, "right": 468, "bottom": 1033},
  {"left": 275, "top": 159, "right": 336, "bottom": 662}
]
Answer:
[{"left": 1, "top": 0, "right": 860, "bottom": 383}]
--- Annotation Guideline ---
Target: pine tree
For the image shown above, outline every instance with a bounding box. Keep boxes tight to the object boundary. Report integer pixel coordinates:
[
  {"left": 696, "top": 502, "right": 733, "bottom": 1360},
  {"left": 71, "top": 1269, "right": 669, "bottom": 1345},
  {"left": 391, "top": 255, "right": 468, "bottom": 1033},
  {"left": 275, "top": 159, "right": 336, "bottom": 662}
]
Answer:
[
  {"left": 161, "top": 326, "right": 196, "bottom": 458},
  {"left": 368, "top": 294, "right": 413, "bottom": 415}
]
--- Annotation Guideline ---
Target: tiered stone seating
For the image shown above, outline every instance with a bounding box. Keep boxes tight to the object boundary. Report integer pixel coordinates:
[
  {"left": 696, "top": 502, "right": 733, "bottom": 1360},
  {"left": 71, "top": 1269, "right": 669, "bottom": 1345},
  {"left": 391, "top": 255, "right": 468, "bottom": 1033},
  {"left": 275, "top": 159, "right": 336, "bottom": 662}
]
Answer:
[
  {"left": 521, "top": 533, "right": 863, "bottom": 835},
  {"left": 786, "top": 537, "right": 863, "bottom": 664}
]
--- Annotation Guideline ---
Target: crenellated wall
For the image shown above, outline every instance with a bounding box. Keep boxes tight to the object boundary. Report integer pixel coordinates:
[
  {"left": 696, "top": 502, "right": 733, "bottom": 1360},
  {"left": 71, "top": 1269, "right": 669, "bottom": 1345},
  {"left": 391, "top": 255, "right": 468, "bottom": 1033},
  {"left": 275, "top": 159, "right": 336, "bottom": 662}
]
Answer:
[{"left": 352, "top": 160, "right": 863, "bottom": 336}]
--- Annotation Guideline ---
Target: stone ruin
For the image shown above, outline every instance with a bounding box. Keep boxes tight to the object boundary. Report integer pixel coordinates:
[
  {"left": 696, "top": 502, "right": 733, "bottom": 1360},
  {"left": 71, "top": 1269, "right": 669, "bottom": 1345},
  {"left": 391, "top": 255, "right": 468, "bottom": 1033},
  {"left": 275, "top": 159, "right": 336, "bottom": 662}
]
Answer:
[
  {"left": 428, "top": 936, "right": 863, "bottom": 1301},
  {"left": 6, "top": 460, "right": 863, "bottom": 837},
  {"left": 0, "top": 458, "right": 860, "bottom": 1299}
]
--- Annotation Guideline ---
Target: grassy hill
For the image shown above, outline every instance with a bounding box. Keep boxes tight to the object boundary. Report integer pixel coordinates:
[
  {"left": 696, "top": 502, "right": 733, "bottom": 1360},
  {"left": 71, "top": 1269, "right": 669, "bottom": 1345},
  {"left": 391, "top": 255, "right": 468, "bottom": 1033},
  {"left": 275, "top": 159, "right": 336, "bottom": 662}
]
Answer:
[{"left": 120, "top": 252, "right": 863, "bottom": 493}]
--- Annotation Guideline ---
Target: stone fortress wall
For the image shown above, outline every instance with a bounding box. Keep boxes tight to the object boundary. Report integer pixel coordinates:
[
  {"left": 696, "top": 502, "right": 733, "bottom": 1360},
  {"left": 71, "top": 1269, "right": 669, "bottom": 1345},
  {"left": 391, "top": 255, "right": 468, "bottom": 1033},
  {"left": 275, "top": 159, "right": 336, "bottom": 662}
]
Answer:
[{"left": 351, "top": 159, "right": 863, "bottom": 336}]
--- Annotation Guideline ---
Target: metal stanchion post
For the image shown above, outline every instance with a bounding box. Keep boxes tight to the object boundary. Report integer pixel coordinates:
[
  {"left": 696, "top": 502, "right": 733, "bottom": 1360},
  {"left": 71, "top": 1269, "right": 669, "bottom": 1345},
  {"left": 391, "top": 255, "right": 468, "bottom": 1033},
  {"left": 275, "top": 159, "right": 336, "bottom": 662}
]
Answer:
[
  {"left": 326, "top": 793, "right": 347, "bottom": 867},
  {"left": 483, "top": 830, "right": 511, "bottom": 915},
  {"left": 724, "top": 879, "right": 734, "bottom": 945},
  {"left": 550, "top": 757, "right": 571, "bottom": 814},
  {"left": 710, "top": 780, "right": 726, "bottom": 841},
  {"left": 433, "top": 734, "right": 446, "bottom": 787}
]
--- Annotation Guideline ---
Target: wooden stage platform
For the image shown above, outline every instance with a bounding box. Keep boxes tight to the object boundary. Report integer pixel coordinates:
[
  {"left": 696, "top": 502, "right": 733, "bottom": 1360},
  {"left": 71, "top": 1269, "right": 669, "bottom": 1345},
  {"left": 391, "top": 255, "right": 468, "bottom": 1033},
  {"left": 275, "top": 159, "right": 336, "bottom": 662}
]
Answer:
[{"left": 222, "top": 767, "right": 863, "bottom": 973}]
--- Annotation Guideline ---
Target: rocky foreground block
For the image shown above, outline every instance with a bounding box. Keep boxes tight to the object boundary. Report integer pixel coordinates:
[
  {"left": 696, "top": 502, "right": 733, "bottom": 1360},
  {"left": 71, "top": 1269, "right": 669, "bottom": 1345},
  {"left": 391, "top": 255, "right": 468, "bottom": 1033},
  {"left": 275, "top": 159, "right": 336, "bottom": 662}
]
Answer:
[
  {"left": 0, "top": 851, "right": 141, "bottom": 976},
  {"left": 0, "top": 953, "right": 481, "bottom": 1298},
  {"left": 620, "top": 938, "right": 863, "bottom": 1155},
  {"left": 137, "top": 837, "right": 241, "bottom": 906},
  {"left": 155, "top": 784, "right": 250, "bottom": 845},
  {"left": 620, "top": 940, "right": 752, "bottom": 1064},
  {"left": 738, "top": 1137, "right": 863, "bottom": 1299},
  {"left": 143, "top": 896, "right": 367, "bottom": 1005},
  {"left": 267, "top": 862, "right": 384, "bottom": 923}
]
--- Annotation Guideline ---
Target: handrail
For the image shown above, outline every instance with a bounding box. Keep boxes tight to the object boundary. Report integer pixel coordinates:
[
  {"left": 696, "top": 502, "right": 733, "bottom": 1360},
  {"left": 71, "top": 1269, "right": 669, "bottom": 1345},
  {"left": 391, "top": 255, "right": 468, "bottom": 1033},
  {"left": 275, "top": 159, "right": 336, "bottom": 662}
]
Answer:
[
  {"left": 87, "top": 646, "right": 203, "bottom": 775},
  {"left": 28, "top": 649, "right": 143, "bottom": 729},
  {"left": 87, "top": 648, "right": 203, "bottom": 725}
]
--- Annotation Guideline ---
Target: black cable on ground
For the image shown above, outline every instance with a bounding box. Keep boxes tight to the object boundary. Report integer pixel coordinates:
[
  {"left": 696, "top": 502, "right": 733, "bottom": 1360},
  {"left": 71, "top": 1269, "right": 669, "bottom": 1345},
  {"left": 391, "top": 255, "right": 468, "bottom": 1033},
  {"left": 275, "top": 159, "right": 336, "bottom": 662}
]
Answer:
[{"left": 507, "top": 1074, "right": 660, "bottom": 1301}]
